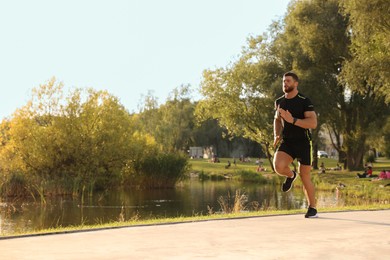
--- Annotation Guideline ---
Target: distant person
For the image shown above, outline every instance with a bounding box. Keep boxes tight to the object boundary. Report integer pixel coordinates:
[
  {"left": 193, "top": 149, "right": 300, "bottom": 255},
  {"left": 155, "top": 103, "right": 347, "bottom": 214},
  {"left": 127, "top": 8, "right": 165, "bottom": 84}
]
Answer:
[
  {"left": 366, "top": 166, "right": 373, "bottom": 177},
  {"left": 319, "top": 162, "right": 326, "bottom": 174},
  {"left": 379, "top": 170, "right": 387, "bottom": 179},
  {"left": 330, "top": 163, "right": 341, "bottom": 171},
  {"left": 273, "top": 72, "right": 318, "bottom": 218},
  {"left": 372, "top": 170, "right": 387, "bottom": 181},
  {"left": 225, "top": 160, "right": 231, "bottom": 169},
  {"left": 357, "top": 166, "right": 373, "bottom": 178},
  {"left": 335, "top": 163, "right": 342, "bottom": 171}
]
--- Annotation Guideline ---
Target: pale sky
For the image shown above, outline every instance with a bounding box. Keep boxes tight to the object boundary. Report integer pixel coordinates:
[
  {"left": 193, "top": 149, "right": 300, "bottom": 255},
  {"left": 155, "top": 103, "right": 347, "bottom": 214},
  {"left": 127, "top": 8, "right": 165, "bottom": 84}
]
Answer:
[{"left": 0, "top": 0, "right": 290, "bottom": 119}]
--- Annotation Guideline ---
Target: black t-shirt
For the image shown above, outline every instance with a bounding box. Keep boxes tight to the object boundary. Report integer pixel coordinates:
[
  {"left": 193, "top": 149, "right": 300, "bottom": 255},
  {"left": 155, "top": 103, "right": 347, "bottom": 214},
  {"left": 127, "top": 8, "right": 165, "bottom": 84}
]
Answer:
[{"left": 275, "top": 93, "right": 314, "bottom": 141}]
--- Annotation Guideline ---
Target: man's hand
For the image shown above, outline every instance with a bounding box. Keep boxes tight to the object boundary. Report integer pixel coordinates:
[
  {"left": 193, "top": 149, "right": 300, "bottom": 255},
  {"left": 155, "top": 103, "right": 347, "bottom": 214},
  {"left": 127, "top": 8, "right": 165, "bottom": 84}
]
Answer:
[
  {"left": 273, "top": 135, "right": 281, "bottom": 148},
  {"left": 278, "top": 108, "right": 294, "bottom": 124}
]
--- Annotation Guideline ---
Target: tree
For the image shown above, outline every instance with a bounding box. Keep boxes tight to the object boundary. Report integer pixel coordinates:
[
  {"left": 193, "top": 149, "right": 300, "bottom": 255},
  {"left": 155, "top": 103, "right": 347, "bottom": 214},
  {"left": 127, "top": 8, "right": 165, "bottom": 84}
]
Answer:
[
  {"left": 136, "top": 90, "right": 161, "bottom": 138},
  {"left": 280, "top": 0, "right": 390, "bottom": 170},
  {"left": 137, "top": 85, "right": 197, "bottom": 153},
  {"left": 337, "top": 0, "right": 390, "bottom": 167},
  {"left": 274, "top": 0, "right": 350, "bottom": 168},
  {"left": 382, "top": 119, "right": 390, "bottom": 158},
  {"left": 340, "top": 0, "right": 390, "bottom": 102},
  {"left": 196, "top": 35, "right": 284, "bottom": 169},
  {"left": 197, "top": 0, "right": 390, "bottom": 170},
  {"left": 157, "top": 85, "right": 196, "bottom": 152}
]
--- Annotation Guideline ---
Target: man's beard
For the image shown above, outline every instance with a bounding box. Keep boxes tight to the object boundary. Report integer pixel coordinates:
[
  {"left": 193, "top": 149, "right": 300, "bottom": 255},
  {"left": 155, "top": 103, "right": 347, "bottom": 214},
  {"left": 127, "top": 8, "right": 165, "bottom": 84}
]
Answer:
[{"left": 283, "top": 86, "right": 293, "bottom": 93}]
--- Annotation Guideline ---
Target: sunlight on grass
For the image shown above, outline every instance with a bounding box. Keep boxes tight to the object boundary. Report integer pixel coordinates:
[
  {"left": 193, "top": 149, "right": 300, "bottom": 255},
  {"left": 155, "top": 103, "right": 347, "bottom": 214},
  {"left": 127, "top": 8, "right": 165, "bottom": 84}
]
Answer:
[{"left": 3, "top": 204, "right": 390, "bottom": 238}]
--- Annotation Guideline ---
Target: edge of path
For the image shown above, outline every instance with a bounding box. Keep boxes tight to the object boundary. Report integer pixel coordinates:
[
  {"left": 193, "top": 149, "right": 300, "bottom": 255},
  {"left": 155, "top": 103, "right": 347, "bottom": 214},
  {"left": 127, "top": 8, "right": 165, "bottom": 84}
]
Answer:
[{"left": 2, "top": 208, "right": 389, "bottom": 240}]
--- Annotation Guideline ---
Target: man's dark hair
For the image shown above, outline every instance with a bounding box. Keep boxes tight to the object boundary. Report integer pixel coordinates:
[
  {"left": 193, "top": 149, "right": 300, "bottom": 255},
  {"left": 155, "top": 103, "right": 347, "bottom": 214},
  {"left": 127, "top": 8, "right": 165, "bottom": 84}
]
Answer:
[{"left": 284, "top": 72, "right": 299, "bottom": 82}]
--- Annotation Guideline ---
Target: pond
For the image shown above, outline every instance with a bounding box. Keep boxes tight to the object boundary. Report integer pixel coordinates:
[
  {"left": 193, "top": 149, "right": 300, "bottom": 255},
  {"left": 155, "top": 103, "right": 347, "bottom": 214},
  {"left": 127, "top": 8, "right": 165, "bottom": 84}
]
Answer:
[{"left": 0, "top": 179, "right": 342, "bottom": 235}]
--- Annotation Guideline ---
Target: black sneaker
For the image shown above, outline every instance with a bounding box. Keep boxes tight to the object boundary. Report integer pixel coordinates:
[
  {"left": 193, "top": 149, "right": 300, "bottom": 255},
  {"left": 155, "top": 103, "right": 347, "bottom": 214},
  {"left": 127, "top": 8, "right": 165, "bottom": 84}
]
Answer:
[
  {"left": 281, "top": 170, "right": 297, "bottom": 192},
  {"left": 305, "top": 207, "right": 318, "bottom": 218}
]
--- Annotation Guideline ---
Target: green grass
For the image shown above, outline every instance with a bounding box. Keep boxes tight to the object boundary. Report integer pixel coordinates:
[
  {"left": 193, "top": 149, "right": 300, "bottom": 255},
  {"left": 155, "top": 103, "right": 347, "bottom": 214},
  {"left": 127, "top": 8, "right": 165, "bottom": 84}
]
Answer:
[
  {"left": 189, "top": 156, "right": 390, "bottom": 206},
  {"left": 3, "top": 204, "right": 390, "bottom": 239},
  {"left": 189, "top": 156, "right": 390, "bottom": 183},
  {"left": 190, "top": 158, "right": 267, "bottom": 173},
  {"left": 189, "top": 157, "right": 275, "bottom": 181}
]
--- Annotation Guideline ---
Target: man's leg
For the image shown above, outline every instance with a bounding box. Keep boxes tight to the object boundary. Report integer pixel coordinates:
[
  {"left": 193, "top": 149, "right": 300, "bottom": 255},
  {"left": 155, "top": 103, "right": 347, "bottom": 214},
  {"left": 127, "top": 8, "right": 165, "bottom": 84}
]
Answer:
[
  {"left": 299, "top": 164, "right": 316, "bottom": 208},
  {"left": 273, "top": 151, "right": 294, "bottom": 178},
  {"left": 274, "top": 151, "right": 297, "bottom": 192}
]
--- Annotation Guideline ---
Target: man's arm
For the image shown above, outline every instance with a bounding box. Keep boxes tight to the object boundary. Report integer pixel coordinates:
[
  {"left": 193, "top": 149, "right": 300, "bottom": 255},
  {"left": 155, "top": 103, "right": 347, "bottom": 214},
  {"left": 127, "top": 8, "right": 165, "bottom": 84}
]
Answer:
[
  {"left": 294, "top": 111, "right": 317, "bottom": 129},
  {"left": 278, "top": 109, "right": 317, "bottom": 129},
  {"left": 273, "top": 109, "right": 283, "bottom": 147}
]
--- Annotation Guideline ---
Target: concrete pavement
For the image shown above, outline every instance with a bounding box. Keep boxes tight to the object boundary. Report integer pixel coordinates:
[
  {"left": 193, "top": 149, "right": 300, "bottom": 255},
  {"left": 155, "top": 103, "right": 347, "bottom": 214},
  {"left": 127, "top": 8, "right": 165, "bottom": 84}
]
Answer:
[{"left": 1, "top": 210, "right": 390, "bottom": 259}]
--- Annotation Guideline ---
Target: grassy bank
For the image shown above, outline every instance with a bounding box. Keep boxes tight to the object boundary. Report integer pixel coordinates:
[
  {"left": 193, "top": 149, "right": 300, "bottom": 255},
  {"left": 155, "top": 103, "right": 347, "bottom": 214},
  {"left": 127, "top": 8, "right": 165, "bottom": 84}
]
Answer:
[
  {"left": 189, "top": 156, "right": 390, "bottom": 184},
  {"left": 188, "top": 158, "right": 276, "bottom": 182},
  {"left": 188, "top": 157, "right": 390, "bottom": 205},
  {"left": 3, "top": 204, "right": 390, "bottom": 239}
]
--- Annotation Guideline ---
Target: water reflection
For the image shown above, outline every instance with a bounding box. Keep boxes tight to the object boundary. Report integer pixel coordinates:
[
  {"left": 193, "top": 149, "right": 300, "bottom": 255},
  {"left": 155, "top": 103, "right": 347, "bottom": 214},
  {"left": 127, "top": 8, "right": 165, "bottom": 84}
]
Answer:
[{"left": 0, "top": 180, "right": 341, "bottom": 235}]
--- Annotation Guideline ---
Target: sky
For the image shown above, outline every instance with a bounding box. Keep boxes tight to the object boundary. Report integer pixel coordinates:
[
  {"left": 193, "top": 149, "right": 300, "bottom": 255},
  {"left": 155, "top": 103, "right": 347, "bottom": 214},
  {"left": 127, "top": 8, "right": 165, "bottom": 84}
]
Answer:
[{"left": 0, "top": 0, "right": 290, "bottom": 119}]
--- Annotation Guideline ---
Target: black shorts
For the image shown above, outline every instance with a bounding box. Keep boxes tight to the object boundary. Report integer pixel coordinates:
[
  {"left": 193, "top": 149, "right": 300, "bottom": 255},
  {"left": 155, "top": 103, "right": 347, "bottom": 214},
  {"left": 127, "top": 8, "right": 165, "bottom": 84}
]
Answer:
[{"left": 277, "top": 139, "right": 312, "bottom": 166}]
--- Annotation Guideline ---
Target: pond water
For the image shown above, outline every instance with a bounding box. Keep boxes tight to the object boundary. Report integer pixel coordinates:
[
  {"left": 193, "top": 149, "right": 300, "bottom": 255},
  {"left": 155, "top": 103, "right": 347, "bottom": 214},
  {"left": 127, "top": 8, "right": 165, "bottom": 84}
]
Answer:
[{"left": 0, "top": 179, "right": 343, "bottom": 235}]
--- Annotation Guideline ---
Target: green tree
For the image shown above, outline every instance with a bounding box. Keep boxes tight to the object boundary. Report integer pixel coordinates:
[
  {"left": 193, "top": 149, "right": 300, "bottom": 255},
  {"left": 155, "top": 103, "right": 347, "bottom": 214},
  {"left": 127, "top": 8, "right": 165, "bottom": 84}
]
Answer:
[
  {"left": 196, "top": 35, "right": 283, "bottom": 169},
  {"left": 340, "top": 0, "right": 390, "bottom": 102},
  {"left": 197, "top": 0, "right": 390, "bottom": 170},
  {"left": 138, "top": 85, "right": 197, "bottom": 153},
  {"left": 382, "top": 119, "right": 390, "bottom": 158},
  {"left": 278, "top": 0, "right": 350, "bottom": 168},
  {"left": 335, "top": 0, "right": 390, "bottom": 168},
  {"left": 157, "top": 85, "right": 195, "bottom": 152},
  {"left": 277, "top": 0, "right": 389, "bottom": 170},
  {"left": 136, "top": 90, "right": 161, "bottom": 138}
]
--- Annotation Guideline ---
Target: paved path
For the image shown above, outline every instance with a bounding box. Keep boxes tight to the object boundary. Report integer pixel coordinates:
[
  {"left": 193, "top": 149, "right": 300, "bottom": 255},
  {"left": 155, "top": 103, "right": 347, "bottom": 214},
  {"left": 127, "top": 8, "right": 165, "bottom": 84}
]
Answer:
[{"left": 1, "top": 210, "right": 390, "bottom": 259}]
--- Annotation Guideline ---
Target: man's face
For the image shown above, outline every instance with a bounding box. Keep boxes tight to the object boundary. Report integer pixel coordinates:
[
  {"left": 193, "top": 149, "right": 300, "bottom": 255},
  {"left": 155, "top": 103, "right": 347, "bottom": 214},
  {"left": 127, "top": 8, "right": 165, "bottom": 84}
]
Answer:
[{"left": 283, "top": 76, "right": 298, "bottom": 93}]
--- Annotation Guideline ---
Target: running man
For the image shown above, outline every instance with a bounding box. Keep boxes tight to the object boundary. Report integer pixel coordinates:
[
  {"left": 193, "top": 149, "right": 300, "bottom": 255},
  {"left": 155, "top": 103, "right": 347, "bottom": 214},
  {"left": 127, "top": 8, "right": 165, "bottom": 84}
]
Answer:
[{"left": 273, "top": 72, "right": 318, "bottom": 218}]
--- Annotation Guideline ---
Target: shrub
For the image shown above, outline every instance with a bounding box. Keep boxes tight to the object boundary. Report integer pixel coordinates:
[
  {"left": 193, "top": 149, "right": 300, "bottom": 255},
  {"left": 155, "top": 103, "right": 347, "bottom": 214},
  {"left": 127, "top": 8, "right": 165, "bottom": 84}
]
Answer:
[
  {"left": 0, "top": 172, "right": 29, "bottom": 198},
  {"left": 218, "top": 190, "right": 248, "bottom": 213},
  {"left": 234, "top": 170, "right": 269, "bottom": 184},
  {"left": 125, "top": 152, "right": 189, "bottom": 189},
  {"left": 365, "top": 153, "right": 376, "bottom": 163}
]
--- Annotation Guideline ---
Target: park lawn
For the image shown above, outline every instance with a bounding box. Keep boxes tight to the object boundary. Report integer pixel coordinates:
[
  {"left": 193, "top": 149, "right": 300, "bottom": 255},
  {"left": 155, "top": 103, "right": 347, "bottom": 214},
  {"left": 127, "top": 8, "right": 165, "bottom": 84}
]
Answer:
[
  {"left": 188, "top": 156, "right": 390, "bottom": 197},
  {"left": 189, "top": 156, "right": 390, "bottom": 178},
  {"left": 189, "top": 156, "right": 333, "bottom": 179},
  {"left": 189, "top": 157, "right": 263, "bottom": 173},
  {"left": 188, "top": 157, "right": 276, "bottom": 181},
  {"left": 189, "top": 156, "right": 366, "bottom": 175}
]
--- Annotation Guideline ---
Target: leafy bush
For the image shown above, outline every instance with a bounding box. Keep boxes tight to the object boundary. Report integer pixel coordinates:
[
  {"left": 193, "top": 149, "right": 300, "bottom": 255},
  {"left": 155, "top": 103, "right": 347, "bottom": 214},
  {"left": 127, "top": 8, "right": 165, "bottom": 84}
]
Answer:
[
  {"left": 234, "top": 170, "right": 269, "bottom": 184},
  {"left": 125, "top": 152, "right": 189, "bottom": 188},
  {"left": 365, "top": 153, "right": 376, "bottom": 163},
  {"left": 0, "top": 172, "right": 29, "bottom": 198}
]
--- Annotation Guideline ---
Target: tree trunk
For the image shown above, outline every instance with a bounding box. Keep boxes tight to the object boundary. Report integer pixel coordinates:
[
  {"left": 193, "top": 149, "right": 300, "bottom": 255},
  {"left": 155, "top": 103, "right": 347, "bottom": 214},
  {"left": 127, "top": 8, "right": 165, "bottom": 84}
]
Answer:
[
  {"left": 263, "top": 142, "right": 275, "bottom": 172},
  {"left": 346, "top": 150, "right": 364, "bottom": 170},
  {"left": 338, "top": 150, "right": 347, "bottom": 169},
  {"left": 312, "top": 143, "right": 318, "bottom": 170},
  {"left": 345, "top": 134, "right": 366, "bottom": 171}
]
